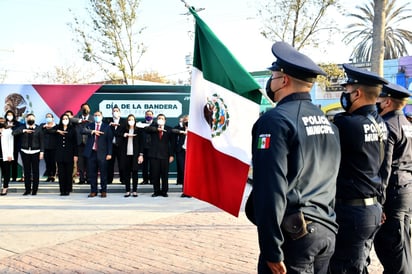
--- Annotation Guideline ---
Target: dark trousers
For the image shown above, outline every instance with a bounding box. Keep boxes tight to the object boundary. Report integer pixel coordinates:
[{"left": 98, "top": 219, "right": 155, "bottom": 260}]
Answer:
[
  {"left": 258, "top": 222, "right": 335, "bottom": 274},
  {"left": 77, "top": 145, "right": 87, "bottom": 182},
  {"left": 150, "top": 158, "right": 169, "bottom": 195},
  {"left": 1, "top": 161, "right": 12, "bottom": 188},
  {"left": 329, "top": 203, "right": 382, "bottom": 273},
  {"left": 374, "top": 189, "right": 412, "bottom": 274},
  {"left": 44, "top": 148, "right": 56, "bottom": 177},
  {"left": 107, "top": 145, "right": 123, "bottom": 183},
  {"left": 57, "top": 161, "right": 73, "bottom": 194},
  {"left": 21, "top": 151, "right": 40, "bottom": 193},
  {"left": 141, "top": 148, "right": 150, "bottom": 183},
  {"left": 87, "top": 151, "right": 108, "bottom": 193},
  {"left": 124, "top": 155, "right": 138, "bottom": 192},
  {"left": 176, "top": 150, "right": 185, "bottom": 185}
]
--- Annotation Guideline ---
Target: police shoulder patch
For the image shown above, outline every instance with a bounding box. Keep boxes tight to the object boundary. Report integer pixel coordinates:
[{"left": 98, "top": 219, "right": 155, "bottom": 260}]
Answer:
[{"left": 257, "top": 134, "right": 271, "bottom": 149}]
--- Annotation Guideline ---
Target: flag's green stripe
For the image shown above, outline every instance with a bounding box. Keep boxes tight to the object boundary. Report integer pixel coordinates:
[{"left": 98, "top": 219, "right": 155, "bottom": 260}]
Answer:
[{"left": 190, "top": 8, "right": 262, "bottom": 104}]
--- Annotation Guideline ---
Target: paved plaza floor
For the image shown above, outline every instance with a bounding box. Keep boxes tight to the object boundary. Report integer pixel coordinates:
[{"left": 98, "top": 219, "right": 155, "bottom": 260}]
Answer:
[{"left": 0, "top": 184, "right": 384, "bottom": 273}]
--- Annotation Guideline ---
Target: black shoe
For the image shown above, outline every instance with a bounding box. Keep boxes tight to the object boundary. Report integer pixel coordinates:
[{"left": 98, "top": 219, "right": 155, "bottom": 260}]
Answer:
[
  {"left": 132, "top": 192, "right": 138, "bottom": 197},
  {"left": 46, "top": 177, "right": 51, "bottom": 182},
  {"left": 31, "top": 191, "right": 37, "bottom": 196},
  {"left": 23, "top": 191, "right": 31, "bottom": 196},
  {"left": 1, "top": 188, "right": 8, "bottom": 196},
  {"left": 151, "top": 193, "right": 159, "bottom": 197},
  {"left": 140, "top": 181, "right": 149, "bottom": 185},
  {"left": 51, "top": 177, "right": 55, "bottom": 182},
  {"left": 124, "top": 192, "right": 131, "bottom": 197},
  {"left": 78, "top": 180, "right": 85, "bottom": 184},
  {"left": 181, "top": 193, "right": 192, "bottom": 198},
  {"left": 162, "top": 193, "right": 168, "bottom": 197}
]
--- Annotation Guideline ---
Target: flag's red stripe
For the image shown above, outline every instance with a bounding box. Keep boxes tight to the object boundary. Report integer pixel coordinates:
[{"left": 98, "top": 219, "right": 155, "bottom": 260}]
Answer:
[{"left": 184, "top": 132, "right": 249, "bottom": 217}]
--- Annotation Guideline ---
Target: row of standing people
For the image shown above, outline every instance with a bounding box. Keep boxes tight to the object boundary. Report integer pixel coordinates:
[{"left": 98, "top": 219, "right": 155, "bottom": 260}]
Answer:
[
  {"left": 247, "top": 41, "right": 412, "bottom": 274},
  {"left": 0, "top": 105, "right": 189, "bottom": 198}
]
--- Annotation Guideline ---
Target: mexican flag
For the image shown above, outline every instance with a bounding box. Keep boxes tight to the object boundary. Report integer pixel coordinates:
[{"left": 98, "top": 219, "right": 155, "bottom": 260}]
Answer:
[{"left": 184, "top": 7, "right": 262, "bottom": 217}]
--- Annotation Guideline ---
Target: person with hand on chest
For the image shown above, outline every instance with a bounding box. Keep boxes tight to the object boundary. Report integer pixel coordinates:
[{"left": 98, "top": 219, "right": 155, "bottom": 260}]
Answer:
[
  {"left": 145, "top": 114, "right": 176, "bottom": 197},
  {"left": 106, "top": 105, "right": 127, "bottom": 185},
  {"left": 12, "top": 113, "right": 44, "bottom": 195},
  {"left": 82, "top": 111, "right": 113, "bottom": 198}
]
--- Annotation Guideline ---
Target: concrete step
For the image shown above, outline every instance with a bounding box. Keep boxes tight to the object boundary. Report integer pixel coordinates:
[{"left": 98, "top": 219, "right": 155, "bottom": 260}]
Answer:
[{"left": 5, "top": 179, "right": 183, "bottom": 194}]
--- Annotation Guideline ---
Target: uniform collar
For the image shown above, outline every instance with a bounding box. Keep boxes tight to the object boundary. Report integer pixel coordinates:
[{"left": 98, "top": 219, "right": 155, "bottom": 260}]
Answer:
[
  {"left": 351, "top": 104, "right": 377, "bottom": 116},
  {"left": 382, "top": 109, "right": 405, "bottom": 120},
  {"left": 277, "top": 92, "right": 311, "bottom": 106}
]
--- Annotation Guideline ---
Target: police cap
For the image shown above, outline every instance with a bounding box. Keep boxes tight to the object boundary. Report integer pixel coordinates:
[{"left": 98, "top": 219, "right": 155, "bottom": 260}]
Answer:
[
  {"left": 341, "top": 64, "right": 388, "bottom": 87},
  {"left": 267, "top": 42, "right": 326, "bottom": 82},
  {"left": 379, "top": 82, "right": 411, "bottom": 99}
]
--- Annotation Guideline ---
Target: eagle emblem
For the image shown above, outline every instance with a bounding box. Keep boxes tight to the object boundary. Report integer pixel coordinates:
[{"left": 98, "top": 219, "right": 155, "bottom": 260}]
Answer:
[{"left": 203, "top": 93, "right": 229, "bottom": 137}]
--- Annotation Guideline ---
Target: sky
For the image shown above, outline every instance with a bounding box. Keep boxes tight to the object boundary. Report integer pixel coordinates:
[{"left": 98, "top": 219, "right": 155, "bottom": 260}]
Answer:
[{"left": 0, "top": 0, "right": 410, "bottom": 84}]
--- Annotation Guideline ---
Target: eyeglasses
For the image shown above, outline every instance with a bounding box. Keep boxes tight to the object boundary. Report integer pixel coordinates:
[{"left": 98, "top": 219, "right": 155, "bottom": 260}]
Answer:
[{"left": 271, "top": 75, "right": 284, "bottom": 80}]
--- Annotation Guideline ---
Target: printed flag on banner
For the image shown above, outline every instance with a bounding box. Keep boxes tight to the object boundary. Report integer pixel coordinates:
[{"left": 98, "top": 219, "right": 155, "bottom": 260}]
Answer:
[{"left": 184, "top": 7, "right": 262, "bottom": 217}]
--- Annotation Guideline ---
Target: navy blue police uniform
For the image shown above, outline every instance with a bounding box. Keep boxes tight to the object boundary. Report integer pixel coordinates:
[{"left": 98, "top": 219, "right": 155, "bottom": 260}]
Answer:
[
  {"left": 329, "top": 64, "right": 389, "bottom": 273},
  {"left": 249, "top": 42, "right": 341, "bottom": 274},
  {"left": 373, "top": 83, "right": 412, "bottom": 273}
]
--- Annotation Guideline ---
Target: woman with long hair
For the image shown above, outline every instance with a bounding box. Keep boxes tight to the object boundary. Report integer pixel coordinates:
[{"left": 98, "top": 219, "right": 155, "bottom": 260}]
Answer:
[
  {"left": 55, "top": 114, "right": 78, "bottom": 196},
  {"left": 120, "top": 114, "right": 143, "bottom": 197}
]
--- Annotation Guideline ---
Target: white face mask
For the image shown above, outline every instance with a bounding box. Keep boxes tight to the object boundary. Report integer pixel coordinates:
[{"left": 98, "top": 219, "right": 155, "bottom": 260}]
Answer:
[
  {"left": 6, "top": 115, "right": 13, "bottom": 121},
  {"left": 94, "top": 116, "right": 102, "bottom": 123},
  {"left": 128, "top": 120, "right": 135, "bottom": 126},
  {"left": 62, "top": 119, "right": 69, "bottom": 126},
  {"left": 157, "top": 119, "right": 165, "bottom": 126},
  {"left": 113, "top": 111, "right": 120, "bottom": 119}
]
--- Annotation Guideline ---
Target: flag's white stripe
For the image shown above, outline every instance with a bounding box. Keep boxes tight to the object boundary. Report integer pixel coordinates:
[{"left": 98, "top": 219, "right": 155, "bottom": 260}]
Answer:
[{"left": 188, "top": 67, "right": 260, "bottom": 164}]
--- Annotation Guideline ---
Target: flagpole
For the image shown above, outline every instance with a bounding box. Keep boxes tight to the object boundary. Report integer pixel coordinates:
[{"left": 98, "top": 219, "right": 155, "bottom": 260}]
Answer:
[{"left": 180, "top": 0, "right": 191, "bottom": 9}]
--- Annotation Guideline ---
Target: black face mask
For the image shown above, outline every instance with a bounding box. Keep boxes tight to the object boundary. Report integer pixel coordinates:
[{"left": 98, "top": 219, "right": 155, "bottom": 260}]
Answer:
[
  {"left": 183, "top": 121, "right": 188, "bottom": 127},
  {"left": 82, "top": 109, "right": 89, "bottom": 115},
  {"left": 27, "top": 120, "right": 35, "bottom": 126},
  {"left": 265, "top": 78, "right": 274, "bottom": 102},
  {"left": 340, "top": 92, "right": 353, "bottom": 112},
  {"left": 376, "top": 102, "right": 384, "bottom": 114}
]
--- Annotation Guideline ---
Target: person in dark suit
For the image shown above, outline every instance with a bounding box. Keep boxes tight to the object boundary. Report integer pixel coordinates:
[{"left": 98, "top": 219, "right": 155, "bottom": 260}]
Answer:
[
  {"left": 145, "top": 114, "right": 175, "bottom": 197},
  {"left": 105, "top": 105, "right": 127, "bottom": 184},
  {"left": 120, "top": 114, "right": 144, "bottom": 197},
  {"left": 54, "top": 114, "right": 78, "bottom": 196},
  {"left": 82, "top": 110, "right": 113, "bottom": 198},
  {"left": 76, "top": 103, "right": 94, "bottom": 184},
  {"left": 12, "top": 113, "right": 44, "bottom": 195},
  {"left": 139, "top": 110, "right": 154, "bottom": 184},
  {"left": 40, "top": 113, "right": 57, "bottom": 182}
]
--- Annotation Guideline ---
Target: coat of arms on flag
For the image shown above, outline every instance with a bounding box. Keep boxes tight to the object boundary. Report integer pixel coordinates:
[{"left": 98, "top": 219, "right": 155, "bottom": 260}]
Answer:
[
  {"left": 203, "top": 93, "right": 229, "bottom": 137},
  {"left": 183, "top": 3, "right": 263, "bottom": 216}
]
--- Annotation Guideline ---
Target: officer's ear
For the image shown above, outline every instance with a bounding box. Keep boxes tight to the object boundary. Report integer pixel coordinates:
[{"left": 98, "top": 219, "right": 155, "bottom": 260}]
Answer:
[
  {"left": 353, "top": 88, "right": 361, "bottom": 98},
  {"left": 282, "top": 75, "right": 289, "bottom": 85}
]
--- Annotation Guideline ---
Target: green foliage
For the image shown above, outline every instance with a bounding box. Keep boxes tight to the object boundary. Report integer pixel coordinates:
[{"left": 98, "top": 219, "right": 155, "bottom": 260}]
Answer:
[
  {"left": 318, "top": 63, "right": 345, "bottom": 88},
  {"left": 344, "top": 0, "right": 412, "bottom": 62}
]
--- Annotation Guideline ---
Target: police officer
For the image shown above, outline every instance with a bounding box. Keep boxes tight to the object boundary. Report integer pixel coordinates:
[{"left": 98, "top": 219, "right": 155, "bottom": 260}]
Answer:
[
  {"left": 248, "top": 42, "right": 341, "bottom": 273},
  {"left": 329, "top": 64, "right": 388, "bottom": 273},
  {"left": 373, "top": 82, "right": 412, "bottom": 273}
]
